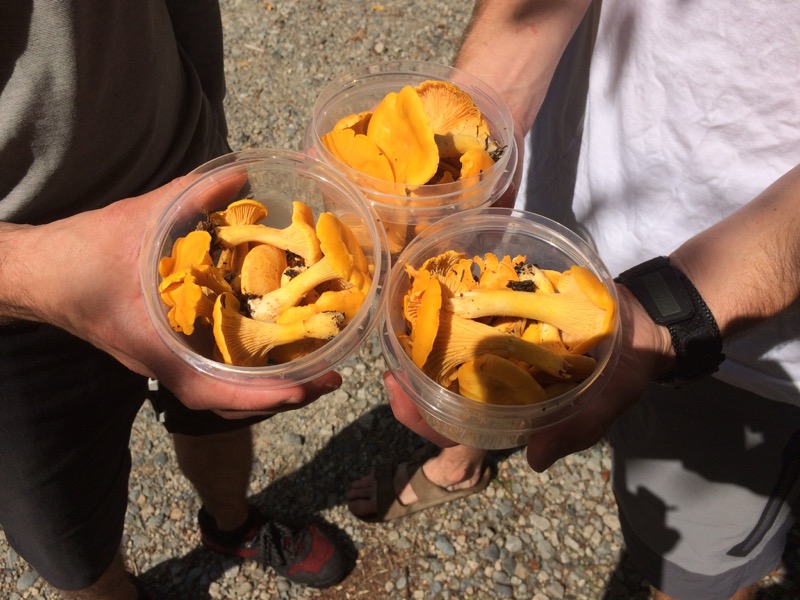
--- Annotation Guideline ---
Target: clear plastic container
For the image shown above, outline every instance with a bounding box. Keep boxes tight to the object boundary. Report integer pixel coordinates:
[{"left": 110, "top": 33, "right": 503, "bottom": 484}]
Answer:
[
  {"left": 305, "top": 60, "right": 517, "bottom": 256},
  {"left": 379, "top": 207, "right": 620, "bottom": 450},
  {"left": 140, "top": 149, "right": 390, "bottom": 389}
]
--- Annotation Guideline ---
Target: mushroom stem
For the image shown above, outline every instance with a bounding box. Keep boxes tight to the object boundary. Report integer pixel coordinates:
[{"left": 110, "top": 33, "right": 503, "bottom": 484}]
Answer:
[
  {"left": 248, "top": 255, "right": 343, "bottom": 322},
  {"left": 248, "top": 212, "right": 371, "bottom": 322},
  {"left": 213, "top": 293, "right": 343, "bottom": 366},
  {"left": 214, "top": 201, "right": 322, "bottom": 265},
  {"left": 424, "top": 313, "right": 575, "bottom": 386},
  {"left": 447, "top": 266, "right": 615, "bottom": 354}
]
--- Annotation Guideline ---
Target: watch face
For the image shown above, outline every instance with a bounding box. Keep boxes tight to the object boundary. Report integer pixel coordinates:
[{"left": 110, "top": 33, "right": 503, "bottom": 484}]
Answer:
[
  {"left": 640, "top": 270, "right": 693, "bottom": 321},
  {"left": 617, "top": 257, "right": 724, "bottom": 386}
]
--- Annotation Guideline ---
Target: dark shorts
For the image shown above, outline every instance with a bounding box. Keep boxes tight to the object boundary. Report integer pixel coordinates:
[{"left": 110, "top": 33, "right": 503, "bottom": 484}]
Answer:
[{"left": 0, "top": 323, "right": 267, "bottom": 590}]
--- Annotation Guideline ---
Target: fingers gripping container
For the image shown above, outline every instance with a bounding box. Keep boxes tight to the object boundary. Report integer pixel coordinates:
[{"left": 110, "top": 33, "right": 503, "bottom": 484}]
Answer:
[
  {"left": 140, "top": 149, "right": 389, "bottom": 389},
  {"left": 379, "top": 208, "right": 620, "bottom": 450}
]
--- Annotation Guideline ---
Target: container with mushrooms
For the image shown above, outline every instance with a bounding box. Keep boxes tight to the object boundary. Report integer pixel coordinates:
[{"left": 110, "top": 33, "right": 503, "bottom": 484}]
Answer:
[
  {"left": 399, "top": 251, "right": 616, "bottom": 406},
  {"left": 158, "top": 198, "right": 372, "bottom": 368},
  {"left": 379, "top": 207, "right": 620, "bottom": 450},
  {"left": 306, "top": 60, "right": 517, "bottom": 256},
  {"left": 141, "top": 149, "right": 389, "bottom": 389}
]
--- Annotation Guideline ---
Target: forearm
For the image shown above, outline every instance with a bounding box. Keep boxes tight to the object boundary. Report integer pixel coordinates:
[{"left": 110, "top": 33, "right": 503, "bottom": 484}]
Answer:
[
  {"left": 520, "top": 167, "right": 800, "bottom": 471},
  {"left": 456, "top": 0, "right": 592, "bottom": 134},
  {"left": 0, "top": 209, "right": 128, "bottom": 335},
  {"left": 670, "top": 163, "right": 800, "bottom": 340},
  {"left": 0, "top": 222, "right": 41, "bottom": 325}
]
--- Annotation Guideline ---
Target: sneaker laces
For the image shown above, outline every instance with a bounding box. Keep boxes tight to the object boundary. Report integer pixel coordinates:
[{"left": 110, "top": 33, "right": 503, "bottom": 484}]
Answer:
[{"left": 254, "top": 520, "right": 308, "bottom": 569}]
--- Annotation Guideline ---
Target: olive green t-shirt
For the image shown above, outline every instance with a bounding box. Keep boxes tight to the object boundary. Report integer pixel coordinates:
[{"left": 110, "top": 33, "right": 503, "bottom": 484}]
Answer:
[{"left": 0, "top": 0, "right": 230, "bottom": 224}]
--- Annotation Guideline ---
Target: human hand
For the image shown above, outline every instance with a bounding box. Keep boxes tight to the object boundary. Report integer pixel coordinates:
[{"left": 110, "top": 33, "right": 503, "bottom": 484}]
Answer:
[
  {"left": 7, "top": 178, "right": 342, "bottom": 415},
  {"left": 383, "top": 371, "right": 457, "bottom": 448},
  {"left": 386, "top": 285, "right": 673, "bottom": 470},
  {"left": 523, "top": 286, "right": 673, "bottom": 470}
]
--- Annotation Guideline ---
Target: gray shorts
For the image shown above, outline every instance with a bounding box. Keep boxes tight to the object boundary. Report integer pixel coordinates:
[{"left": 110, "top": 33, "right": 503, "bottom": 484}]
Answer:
[{"left": 609, "top": 377, "right": 800, "bottom": 599}]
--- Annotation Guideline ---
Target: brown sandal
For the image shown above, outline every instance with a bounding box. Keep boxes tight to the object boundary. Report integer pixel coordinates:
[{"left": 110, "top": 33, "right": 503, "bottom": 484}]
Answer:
[{"left": 360, "top": 448, "right": 492, "bottom": 522}]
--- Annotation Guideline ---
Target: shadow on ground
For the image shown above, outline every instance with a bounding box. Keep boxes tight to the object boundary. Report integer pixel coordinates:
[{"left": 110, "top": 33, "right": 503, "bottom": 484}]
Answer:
[
  {"left": 139, "top": 403, "right": 800, "bottom": 598},
  {"left": 138, "top": 403, "right": 421, "bottom": 598}
]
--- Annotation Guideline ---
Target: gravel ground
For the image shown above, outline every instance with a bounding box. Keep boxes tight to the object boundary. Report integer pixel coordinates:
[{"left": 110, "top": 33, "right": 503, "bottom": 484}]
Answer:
[{"left": 2, "top": 2, "right": 800, "bottom": 599}]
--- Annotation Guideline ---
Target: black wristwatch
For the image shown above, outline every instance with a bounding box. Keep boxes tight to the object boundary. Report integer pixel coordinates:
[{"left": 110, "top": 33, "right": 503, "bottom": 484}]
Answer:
[{"left": 614, "top": 256, "right": 725, "bottom": 387}]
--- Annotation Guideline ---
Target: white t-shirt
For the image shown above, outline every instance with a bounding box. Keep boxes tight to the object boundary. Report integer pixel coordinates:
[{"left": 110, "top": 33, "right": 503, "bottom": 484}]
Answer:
[{"left": 521, "top": 0, "right": 800, "bottom": 405}]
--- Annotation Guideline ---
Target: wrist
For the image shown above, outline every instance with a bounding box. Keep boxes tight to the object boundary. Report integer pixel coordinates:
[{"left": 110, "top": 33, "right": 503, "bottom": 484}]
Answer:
[
  {"left": 616, "top": 284, "right": 676, "bottom": 377},
  {"left": 0, "top": 222, "right": 40, "bottom": 324},
  {"left": 615, "top": 256, "right": 725, "bottom": 387}
]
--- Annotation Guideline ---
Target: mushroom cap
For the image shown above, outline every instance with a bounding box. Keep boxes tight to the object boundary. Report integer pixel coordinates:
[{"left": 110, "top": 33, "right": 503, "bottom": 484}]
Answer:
[
  {"left": 411, "top": 275, "right": 443, "bottom": 369},
  {"left": 403, "top": 267, "right": 432, "bottom": 325},
  {"left": 414, "top": 250, "right": 468, "bottom": 276},
  {"left": 459, "top": 147, "right": 496, "bottom": 180},
  {"left": 321, "top": 126, "right": 395, "bottom": 183},
  {"left": 316, "top": 212, "right": 372, "bottom": 293},
  {"left": 415, "top": 80, "right": 495, "bottom": 159},
  {"left": 403, "top": 252, "right": 478, "bottom": 324},
  {"left": 366, "top": 85, "right": 440, "bottom": 186},
  {"left": 316, "top": 212, "right": 355, "bottom": 279},
  {"left": 159, "top": 271, "right": 214, "bottom": 335},
  {"left": 474, "top": 252, "right": 519, "bottom": 289},
  {"left": 159, "top": 262, "right": 232, "bottom": 336},
  {"left": 288, "top": 201, "right": 323, "bottom": 265},
  {"left": 456, "top": 354, "right": 547, "bottom": 405},
  {"left": 158, "top": 230, "right": 213, "bottom": 279},
  {"left": 408, "top": 250, "right": 477, "bottom": 293},
  {"left": 240, "top": 244, "right": 287, "bottom": 296},
  {"left": 335, "top": 215, "right": 371, "bottom": 279},
  {"left": 210, "top": 199, "right": 268, "bottom": 226},
  {"left": 331, "top": 110, "right": 372, "bottom": 136},
  {"left": 159, "top": 263, "right": 231, "bottom": 305},
  {"left": 555, "top": 265, "right": 617, "bottom": 354}
]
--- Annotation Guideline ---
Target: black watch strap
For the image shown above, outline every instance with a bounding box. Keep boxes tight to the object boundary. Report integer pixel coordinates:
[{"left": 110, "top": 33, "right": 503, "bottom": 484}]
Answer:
[{"left": 614, "top": 256, "right": 725, "bottom": 387}]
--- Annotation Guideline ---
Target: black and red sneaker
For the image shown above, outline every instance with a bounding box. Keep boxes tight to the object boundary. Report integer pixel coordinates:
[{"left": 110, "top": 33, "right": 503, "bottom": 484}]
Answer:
[{"left": 198, "top": 506, "right": 347, "bottom": 588}]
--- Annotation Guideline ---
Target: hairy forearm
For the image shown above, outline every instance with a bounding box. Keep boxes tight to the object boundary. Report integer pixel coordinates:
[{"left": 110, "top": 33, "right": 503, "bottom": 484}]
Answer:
[
  {"left": 671, "top": 163, "right": 800, "bottom": 339},
  {"left": 456, "top": 0, "right": 592, "bottom": 134},
  {"left": 0, "top": 222, "right": 40, "bottom": 324},
  {"left": 0, "top": 198, "right": 151, "bottom": 338}
]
